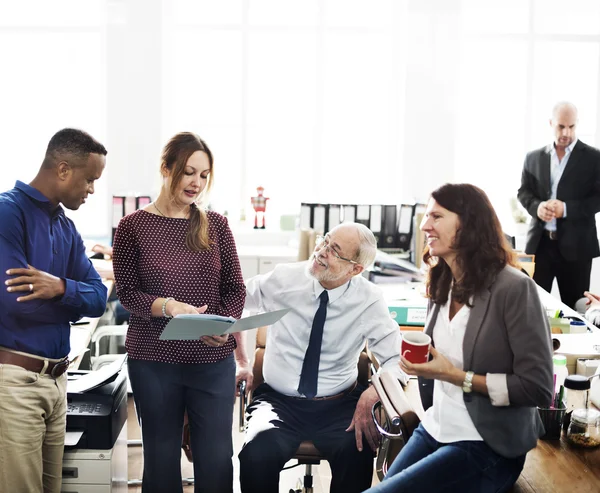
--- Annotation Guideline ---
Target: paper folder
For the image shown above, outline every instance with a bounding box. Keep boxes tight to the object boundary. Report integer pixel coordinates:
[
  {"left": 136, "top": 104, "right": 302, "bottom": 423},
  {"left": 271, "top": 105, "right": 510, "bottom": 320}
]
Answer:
[{"left": 159, "top": 308, "right": 291, "bottom": 340}]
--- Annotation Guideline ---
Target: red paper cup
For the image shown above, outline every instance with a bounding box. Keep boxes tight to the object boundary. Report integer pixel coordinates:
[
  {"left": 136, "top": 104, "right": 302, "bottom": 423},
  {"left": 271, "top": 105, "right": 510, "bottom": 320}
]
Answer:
[{"left": 401, "top": 332, "right": 431, "bottom": 364}]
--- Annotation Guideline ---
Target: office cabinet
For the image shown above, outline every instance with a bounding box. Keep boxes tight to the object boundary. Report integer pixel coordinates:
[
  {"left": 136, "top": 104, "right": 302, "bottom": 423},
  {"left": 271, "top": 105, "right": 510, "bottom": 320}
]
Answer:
[
  {"left": 239, "top": 256, "right": 259, "bottom": 278},
  {"left": 258, "top": 255, "right": 297, "bottom": 274},
  {"left": 237, "top": 246, "right": 298, "bottom": 279},
  {"left": 61, "top": 423, "right": 127, "bottom": 493}
]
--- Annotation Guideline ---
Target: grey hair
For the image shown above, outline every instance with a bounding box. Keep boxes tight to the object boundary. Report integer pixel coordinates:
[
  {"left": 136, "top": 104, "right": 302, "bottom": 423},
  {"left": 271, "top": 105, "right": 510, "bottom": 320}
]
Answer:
[
  {"left": 552, "top": 101, "right": 578, "bottom": 119},
  {"left": 331, "top": 222, "right": 377, "bottom": 267}
]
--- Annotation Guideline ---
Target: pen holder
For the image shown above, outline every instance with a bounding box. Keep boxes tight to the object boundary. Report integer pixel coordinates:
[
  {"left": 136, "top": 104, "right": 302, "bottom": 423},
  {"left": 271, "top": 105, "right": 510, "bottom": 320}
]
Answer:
[{"left": 537, "top": 405, "right": 566, "bottom": 440}]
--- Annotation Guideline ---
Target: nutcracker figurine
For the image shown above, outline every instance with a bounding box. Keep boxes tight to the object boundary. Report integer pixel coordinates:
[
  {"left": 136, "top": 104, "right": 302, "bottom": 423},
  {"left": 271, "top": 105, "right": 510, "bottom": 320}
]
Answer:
[{"left": 250, "top": 186, "right": 269, "bottom": 229}]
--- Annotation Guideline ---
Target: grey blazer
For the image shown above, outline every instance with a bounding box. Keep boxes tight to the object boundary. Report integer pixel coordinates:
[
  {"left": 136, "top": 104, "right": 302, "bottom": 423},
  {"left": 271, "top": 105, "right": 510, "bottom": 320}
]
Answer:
[{"left": 419, "top": 266, "right": 554, "bottom": 458}]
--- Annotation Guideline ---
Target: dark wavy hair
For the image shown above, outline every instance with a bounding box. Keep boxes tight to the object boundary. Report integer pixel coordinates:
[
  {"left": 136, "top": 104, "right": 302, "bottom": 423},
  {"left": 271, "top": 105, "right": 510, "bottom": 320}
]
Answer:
[
  {"left": 161, "top": 132, "right": 214, "bottom": 252},
  {"left": 423, "top": 183, "right": 517, "bottom": 305}
]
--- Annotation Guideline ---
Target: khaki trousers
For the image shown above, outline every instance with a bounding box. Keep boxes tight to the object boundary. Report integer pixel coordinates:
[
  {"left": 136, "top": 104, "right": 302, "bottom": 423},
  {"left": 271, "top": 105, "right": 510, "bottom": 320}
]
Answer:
[{"left": 0, "top": 363, "right": 67, "bottom": 493}]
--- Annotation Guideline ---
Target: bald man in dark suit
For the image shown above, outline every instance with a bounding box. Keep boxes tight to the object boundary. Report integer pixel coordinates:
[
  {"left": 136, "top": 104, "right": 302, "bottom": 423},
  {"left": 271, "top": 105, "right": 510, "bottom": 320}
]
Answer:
[{"left": 518, "top": 102, "right": 600, "bottom": 309}]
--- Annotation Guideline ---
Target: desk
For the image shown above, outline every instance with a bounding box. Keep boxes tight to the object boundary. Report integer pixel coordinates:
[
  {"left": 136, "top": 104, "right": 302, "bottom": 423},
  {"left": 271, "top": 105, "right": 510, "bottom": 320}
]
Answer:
[
  {"left": 379, "top": 281, "right": 600, "bottom": 374},
  {"left": 69, "top": 279, "right": 114, "bottom": 370},
  {"left": 402, "top": 380, "right": 600, "bottom": 492}
]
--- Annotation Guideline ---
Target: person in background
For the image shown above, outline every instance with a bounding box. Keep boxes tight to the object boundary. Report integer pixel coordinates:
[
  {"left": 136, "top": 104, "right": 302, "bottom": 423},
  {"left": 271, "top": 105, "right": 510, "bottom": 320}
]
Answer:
[
  {"left": 92, "top": 243, "right": 113, "bottom": 257},
  {"left": 0, "top": 128, "right": 108, "bottom": 493},
  {"left": 239, "top": 222, "right": 403, "bottom": 493},
  {"left": 518, "top": 101, "right": 600, "bottom": 309},
  {"left": 112, "top": 132, "right": 249, "bottom": 493},
  {"left": 582, "top": 291, "right": 600, "bottom": 327},
  {"left": 365, "top": 183, "right": 553, "bottom": 493}
]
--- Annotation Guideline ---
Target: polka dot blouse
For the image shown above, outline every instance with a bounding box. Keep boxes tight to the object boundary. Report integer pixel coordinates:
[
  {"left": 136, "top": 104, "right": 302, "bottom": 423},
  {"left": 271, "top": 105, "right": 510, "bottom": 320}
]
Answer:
[{"left": 112, "top": 209, "right": 246, "bottom": 364}]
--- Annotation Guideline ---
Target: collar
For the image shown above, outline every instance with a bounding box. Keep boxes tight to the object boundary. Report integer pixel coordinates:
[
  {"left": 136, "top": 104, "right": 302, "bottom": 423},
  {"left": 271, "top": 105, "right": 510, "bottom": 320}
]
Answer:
[
  {"left": 14, "top": 180, "right": 64, "bottom": 217},
  {"left": 312, "top": 277, "right": 351, "bottom": 305},
  {"left": 550, "top": 138, "right": 578, "bottom": 157}
]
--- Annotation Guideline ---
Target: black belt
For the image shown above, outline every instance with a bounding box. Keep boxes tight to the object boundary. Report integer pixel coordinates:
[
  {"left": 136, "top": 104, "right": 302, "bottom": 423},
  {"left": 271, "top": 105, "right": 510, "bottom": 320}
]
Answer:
[
  {"left": 543, "top": 230, "right": 558, "bottom": 240},
  {"left": 0, "top": 349, "right": 69, "bottom": 378}
]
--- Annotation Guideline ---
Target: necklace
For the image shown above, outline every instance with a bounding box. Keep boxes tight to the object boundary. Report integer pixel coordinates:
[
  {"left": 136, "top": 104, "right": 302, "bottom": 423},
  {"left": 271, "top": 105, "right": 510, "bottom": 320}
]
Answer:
[
  {"left": 153, "top": 200, "right": 189, "bottom": 219},
  {"left": 153, "top": 201, "right": 166, "bottom": 217}
]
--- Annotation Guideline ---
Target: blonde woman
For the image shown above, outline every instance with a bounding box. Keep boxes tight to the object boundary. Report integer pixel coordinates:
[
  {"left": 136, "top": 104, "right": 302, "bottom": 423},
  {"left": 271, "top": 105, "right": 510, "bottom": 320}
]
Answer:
[{"left": 113, "top": 133, "right": 249, "bottom": 493}]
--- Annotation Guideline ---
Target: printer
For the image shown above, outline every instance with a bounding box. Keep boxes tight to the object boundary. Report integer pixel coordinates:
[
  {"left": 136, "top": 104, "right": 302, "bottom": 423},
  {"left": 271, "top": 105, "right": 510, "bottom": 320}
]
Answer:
[{"left": 66, "top": 369, "right": 128, "bottom": 450}]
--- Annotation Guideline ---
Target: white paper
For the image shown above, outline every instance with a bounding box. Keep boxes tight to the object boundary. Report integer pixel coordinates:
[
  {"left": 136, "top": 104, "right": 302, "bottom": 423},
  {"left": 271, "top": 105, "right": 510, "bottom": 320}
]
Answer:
[
  {"left": 65, "top": 430, "right": 84, "bottom": 447},
  {"left": 67, "top": 354, "right": 127, "bottom": 394},
  {"left": 159, "top": 308, "right": 290, "bottom": 340}
]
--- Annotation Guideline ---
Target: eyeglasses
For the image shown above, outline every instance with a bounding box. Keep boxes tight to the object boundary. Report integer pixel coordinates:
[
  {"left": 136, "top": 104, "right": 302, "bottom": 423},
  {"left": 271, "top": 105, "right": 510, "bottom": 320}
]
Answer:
[{"left": 315, "top": 235, "right": 359, "bottom": 264}]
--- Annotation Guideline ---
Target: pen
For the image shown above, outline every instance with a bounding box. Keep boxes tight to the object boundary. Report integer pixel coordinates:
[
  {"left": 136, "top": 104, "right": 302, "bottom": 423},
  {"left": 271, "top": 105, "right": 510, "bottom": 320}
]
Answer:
[
  {"left": 70, "top": 320, "right": 90, "bottom": 326},
  {"left": 557, "top": 385, "right": 564, "bottom": 408}
]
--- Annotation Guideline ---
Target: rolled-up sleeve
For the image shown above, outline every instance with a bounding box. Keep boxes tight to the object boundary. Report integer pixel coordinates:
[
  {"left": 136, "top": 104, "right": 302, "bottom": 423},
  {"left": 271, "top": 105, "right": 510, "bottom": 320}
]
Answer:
[{"left": 487, "top": 373, "right": 510, "bottom": 406}]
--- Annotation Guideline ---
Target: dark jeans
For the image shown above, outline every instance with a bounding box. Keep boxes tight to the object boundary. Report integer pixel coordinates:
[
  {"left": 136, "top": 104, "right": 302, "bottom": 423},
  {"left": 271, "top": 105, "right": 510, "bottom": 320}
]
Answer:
[
  {"left": 128, "top": 355, "right": 236, "bottom": 493},
  {"left": 365, "top": 423, "right": 525, "bottom": 493},
  {"left": 534, "top": 234, "right": 592, "bottom": 309},
  {"left": 239, "top": 382, "right": 375, "bottom": 493}
]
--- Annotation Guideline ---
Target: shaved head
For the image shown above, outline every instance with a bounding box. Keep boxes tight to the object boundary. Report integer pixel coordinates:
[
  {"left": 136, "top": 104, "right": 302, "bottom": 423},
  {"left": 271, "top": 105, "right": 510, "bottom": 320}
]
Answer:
[{"left": 552, "top": 101, "right": 578, "bottom": 120}]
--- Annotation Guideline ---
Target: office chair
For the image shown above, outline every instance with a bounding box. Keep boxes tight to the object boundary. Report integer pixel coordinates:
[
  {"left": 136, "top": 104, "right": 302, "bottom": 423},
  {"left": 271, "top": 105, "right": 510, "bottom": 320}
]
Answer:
[
  {"left": 90, "top": 324, "right": 127, "bottom": 371},
  {"left": 370, "top": 372, "right": 420, "bottom": 480},
  {"left": 238, "top": 326, "right": 373, "bottom": 493}
]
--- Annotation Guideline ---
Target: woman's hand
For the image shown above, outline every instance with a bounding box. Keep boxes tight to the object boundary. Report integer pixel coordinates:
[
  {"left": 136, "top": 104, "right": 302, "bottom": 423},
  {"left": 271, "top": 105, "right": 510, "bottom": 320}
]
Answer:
[
  {"left": 200, "top": 333, "right": 230, "bottom": 347},
  {"left": 584, "top": 291, "right": 600, "bottom": 310},
  {"left": 167, "top": 301, "right": 207, "bottom": 317},
  {"left": 400, "top": 347, "right": 463, "bottom": 385}
]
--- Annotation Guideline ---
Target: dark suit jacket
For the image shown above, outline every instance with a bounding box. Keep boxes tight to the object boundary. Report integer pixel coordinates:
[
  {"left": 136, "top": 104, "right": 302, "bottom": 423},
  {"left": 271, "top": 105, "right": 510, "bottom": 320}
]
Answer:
[
  {"left": 419, "top": 266, "right": 554, "bottom": 458},
  {"left": 517, "top": 140, "right": 600, "bottom": 261}
]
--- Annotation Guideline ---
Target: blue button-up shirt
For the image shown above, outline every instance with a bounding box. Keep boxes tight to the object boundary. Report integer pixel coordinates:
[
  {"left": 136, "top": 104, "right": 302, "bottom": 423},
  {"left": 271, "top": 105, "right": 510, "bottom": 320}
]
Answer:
[{"left": 0, "top": 181, "right": 107, "bottom": 359}]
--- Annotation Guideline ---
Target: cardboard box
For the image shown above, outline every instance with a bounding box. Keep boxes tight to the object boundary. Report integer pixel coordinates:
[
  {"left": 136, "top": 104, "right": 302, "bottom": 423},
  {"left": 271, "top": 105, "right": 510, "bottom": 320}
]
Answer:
[{"left": 576, "top": 357, "right": 600, "bottom": 377}]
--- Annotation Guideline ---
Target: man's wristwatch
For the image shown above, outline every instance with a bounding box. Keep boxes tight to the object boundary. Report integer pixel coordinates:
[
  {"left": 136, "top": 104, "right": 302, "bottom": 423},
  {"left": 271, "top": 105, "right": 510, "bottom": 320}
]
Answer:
[{"left": 462, "top": 371, "right": 474, "bottom": 393}]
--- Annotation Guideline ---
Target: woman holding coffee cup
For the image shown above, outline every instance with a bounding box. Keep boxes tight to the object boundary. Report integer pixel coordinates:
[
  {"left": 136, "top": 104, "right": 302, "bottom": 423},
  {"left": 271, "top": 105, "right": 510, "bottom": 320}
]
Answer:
[{"left": 365, "top": 184, "right": 553, "bottom": 493}]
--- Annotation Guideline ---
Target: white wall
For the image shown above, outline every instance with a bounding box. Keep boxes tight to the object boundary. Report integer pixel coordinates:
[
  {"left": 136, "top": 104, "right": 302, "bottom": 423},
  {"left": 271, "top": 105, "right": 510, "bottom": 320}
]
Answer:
[{"left": 3, "top": 0, "right": 600, "bottom": 291}]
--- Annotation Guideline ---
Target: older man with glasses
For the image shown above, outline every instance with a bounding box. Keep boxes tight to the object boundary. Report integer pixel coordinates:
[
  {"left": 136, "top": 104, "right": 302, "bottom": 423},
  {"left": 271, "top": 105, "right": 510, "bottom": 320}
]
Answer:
[{"left": 239, "top": 222, "right": 403, "bottom": 493}]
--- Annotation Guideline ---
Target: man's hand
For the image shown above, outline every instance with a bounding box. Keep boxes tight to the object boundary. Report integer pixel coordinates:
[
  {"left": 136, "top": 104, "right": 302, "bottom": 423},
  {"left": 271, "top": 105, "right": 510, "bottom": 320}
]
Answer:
[
  {"left": 400, "top": 347, "right": 462, "bottom": 386},
  {"left": 5, "top": 265, "right": 66, "bottom": 302},
  {"left": 235, "top": 362, "right": 253, "bottom": 395},
  {"left": 346, "top": 385, "right": 380, "bottom": 452},
  {"left": 537, "top": 201, "right": 554, "bottom": 222},
  {"left": 584, "top": 291, "right": 600, "bottom": 311},
  {"left": 92, "top": 244, "right": 113, "bottom": 257},
  {"left": 547, "top": 199, "right": 565, "bottom": 218}
]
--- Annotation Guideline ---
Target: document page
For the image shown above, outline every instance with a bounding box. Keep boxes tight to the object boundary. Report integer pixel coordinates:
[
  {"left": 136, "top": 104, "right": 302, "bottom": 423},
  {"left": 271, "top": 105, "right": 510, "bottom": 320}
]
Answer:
[{"left": 160, "top": 308, "right": 290, "bottom": 340}]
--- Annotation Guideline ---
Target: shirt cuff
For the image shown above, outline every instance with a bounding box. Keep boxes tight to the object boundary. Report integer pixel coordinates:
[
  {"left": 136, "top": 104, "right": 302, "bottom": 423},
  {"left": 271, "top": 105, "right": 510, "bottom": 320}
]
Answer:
[
  {"left": 59, "top": 278, "right": 79, "bottom": 307},
  {"left": 586, "top": 307, "right": 600, "bottom": 327},
  {"left": 378, "top": 364, "right": 409, "bottom": 387},
  {"left": 563, "top": 202, "right": 567, "bottom": 218},
  {"left": 486, "top": 373, "right": 510, "bottom": 406}
]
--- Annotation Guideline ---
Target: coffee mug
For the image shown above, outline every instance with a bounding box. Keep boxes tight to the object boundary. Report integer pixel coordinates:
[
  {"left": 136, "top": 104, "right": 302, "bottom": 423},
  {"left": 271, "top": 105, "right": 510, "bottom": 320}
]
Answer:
[{"left": 401, "top": 332, "right": 431, "bottom": 364}]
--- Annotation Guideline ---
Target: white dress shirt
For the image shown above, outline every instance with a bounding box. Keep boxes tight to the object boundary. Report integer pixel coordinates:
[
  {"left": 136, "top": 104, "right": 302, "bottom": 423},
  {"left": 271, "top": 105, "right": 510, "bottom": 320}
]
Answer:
[
  {"left": 421, "top": 298, "right": 483, "bottom": 443},
  {"left": 546, "top": 139, "right": 577, "bottom": 231},
  {"left": 421, "top": 294, "right": 512, "bottom": 443},
  {"left": 245, "top": 262, "right": 402, "bottom": 397}
]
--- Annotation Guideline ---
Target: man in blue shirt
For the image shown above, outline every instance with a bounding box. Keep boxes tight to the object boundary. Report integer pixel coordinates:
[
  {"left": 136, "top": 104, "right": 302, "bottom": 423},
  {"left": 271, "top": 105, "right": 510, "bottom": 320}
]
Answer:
[{"left": 0, "top": 128, "right": 108, "bottom": 493}]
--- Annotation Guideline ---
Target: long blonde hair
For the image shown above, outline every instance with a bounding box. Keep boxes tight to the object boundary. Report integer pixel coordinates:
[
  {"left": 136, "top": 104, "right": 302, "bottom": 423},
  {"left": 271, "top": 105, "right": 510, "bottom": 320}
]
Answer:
[{"left": 161, "top": 132, "right": 214, "bottom": 251}]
